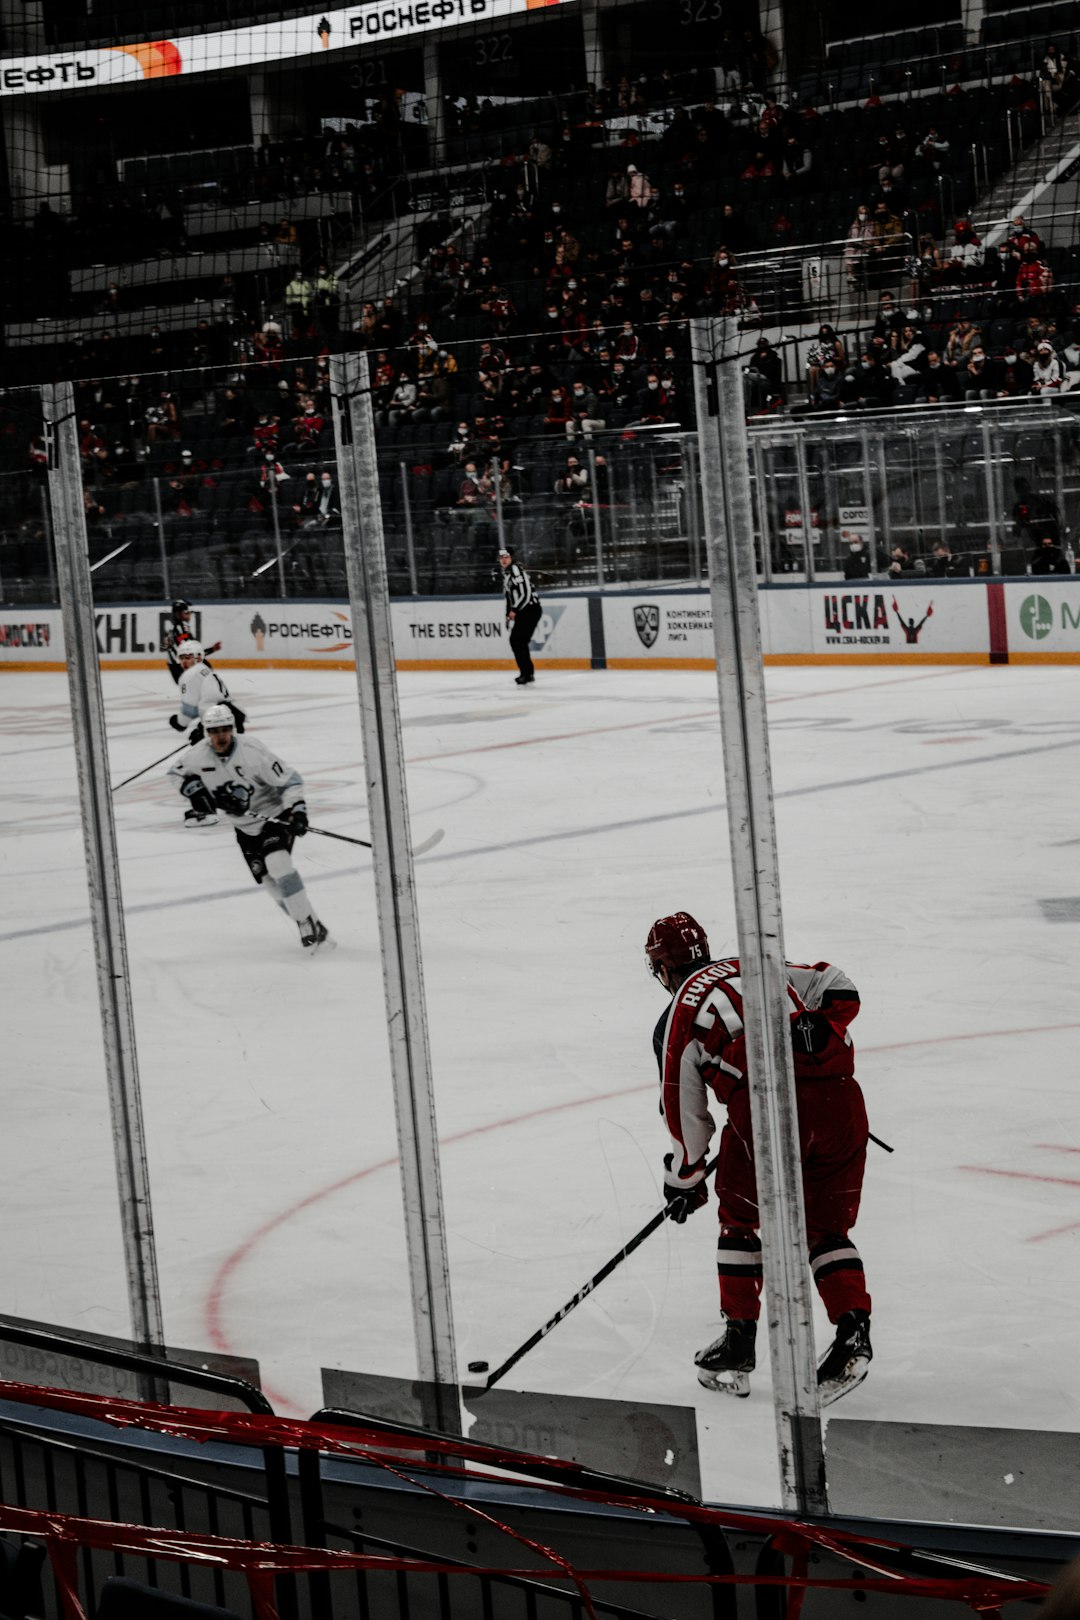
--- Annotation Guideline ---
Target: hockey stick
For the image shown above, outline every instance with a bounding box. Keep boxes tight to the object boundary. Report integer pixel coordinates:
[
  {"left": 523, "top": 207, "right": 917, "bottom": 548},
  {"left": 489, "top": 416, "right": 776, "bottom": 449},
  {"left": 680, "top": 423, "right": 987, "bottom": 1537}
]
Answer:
[
  {"left": 305, "top": 823, "right": 445, "bottom": 857},
  {"left": 471, "top": 1155, "right": 721, "bottom": 1394},
  {"left": 869, "top": 1131, "right": 894, "bottom": 1154},
  {"left": 261, "top": 815, "right": 445, "bottom": 857},
  {"left": 111, "top": 742, "right": 188, "bottom": 793}
]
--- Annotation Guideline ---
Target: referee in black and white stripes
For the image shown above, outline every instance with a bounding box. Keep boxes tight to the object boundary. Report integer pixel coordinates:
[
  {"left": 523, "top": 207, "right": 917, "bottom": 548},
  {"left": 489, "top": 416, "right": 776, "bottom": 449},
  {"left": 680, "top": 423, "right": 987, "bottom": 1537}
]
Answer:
[{"left": 498, "top": 546, "right": 542, "bottom": 685}]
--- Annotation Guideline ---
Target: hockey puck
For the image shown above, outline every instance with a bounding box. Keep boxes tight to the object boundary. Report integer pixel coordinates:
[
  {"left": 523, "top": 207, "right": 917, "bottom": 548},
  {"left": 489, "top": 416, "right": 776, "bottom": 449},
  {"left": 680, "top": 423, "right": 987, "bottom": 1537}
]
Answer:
[{"left": 467, "top": 1361, "right": 489, "bottom": 1374}]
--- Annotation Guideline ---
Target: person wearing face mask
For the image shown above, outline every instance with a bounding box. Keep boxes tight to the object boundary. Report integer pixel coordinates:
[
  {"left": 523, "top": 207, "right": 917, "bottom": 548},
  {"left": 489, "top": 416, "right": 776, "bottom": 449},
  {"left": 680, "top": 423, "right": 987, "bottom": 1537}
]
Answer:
[
  {"left": 843, "top": 538, "right": 872, "bottom": 580},
  {"left": 1031, "top": 341, "right": 1063, "bottom": 392},
  {"left": 845, "top": 204, "right": 876, "bottom": 288},
  {"left": 807, "top": 324, "right": 845, "bottom": 394},
  {"left": 851, "top": 350, "right": 895, "bottom": 408},
  {"left": 872, "top": 292, "right": 903, "bottom": 343},
  {"left": 918, "top": 350, "right": 958, "bottom": 404},
  {"left": 703, "top": 245, "right": 742, "bottom": 315},
  {"left": 989, "top": 242, "right": 1020, "bottom": 310},
  {"left": 635, "top": 371, "right": 671, "bottom": 424},
  {"left": 944, "top": 318, "right": 980, "bottom": 367},
  {"left": 811, "top": 358, "right": 844, "bottom": 411},
  {"left": 295, "top": 469, "right": 339, "bottom": 528},
  {"left": 567, "top": 380, "right": 604, "bottom": 437},
  {"left": 962, "top": 345, "right": 996, "bottom": 400},
  {"left": 887, "top": 324, "right": 928, "bottom": 403},
  {"left": 312, "top": 468, "right": 339, "bottom": 526},
  {"left": 996, "top": 346, "right": 1033, "bottom": 397}
]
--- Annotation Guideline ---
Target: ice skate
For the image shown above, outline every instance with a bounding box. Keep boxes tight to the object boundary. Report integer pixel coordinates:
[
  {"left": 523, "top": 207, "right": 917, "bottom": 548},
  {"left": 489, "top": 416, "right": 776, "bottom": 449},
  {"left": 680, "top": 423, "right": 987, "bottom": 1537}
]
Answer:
[
  {"left": 817, "top": 1309, "right": 872, "bottom": 1405},
  {"left": 183, "top": 807, "right": 218, "bottom": 829},
  {"left": 298, "top": 917, "right": 332, "bottom": 955},
  {"left": 694, "top": 1318, "right": 757, "bottom": 1397}
]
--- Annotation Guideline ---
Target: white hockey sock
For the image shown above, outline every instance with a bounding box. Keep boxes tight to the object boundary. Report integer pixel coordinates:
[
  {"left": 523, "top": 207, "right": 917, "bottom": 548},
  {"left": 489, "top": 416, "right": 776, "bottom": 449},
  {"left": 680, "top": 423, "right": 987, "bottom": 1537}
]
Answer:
[
  {"left": 265, "top": 849, "right": 319, "bottom": 925},
  {"left": 261, "top": 874, "right": 289, "bottom": 914}
]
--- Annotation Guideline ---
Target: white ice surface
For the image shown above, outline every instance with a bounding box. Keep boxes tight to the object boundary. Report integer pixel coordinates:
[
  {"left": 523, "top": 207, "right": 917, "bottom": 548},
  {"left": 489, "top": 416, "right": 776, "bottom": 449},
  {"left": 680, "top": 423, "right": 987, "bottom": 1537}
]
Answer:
[{"left": 2, "top": 663, "right": 1080, "bottom": 1508}]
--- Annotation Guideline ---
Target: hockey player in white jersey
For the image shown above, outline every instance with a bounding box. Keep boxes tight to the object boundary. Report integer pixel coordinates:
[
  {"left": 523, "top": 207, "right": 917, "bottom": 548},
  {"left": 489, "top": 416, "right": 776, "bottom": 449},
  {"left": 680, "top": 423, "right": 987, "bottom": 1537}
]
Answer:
[
  {"left": 169, "top": 642, "right": 246, "bottom": 744},
  {"left": 166, "top": 705, "right": 330, "bottom": 952}
]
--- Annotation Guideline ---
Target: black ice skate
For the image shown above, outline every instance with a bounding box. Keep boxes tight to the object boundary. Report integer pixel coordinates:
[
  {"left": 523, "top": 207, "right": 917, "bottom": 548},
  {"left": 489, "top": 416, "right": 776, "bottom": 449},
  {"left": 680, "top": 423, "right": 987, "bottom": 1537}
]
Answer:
[
  {"left": 694, "top": 1318, "right": 757, "bottom": 1397},
  {"left": 817, "top": 1309, "right": 872, "bottom": 1405},
  {"left": 298, "top": 917, "right": 331, "bottom": 954},
  {"left": 183, "top": 807, "right": 218, "bottom": 828}
]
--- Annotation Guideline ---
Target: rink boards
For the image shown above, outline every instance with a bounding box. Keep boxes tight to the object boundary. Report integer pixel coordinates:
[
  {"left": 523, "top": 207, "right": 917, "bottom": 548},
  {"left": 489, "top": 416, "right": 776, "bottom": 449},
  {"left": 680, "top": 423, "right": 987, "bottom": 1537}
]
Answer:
[{"left": 4, "top": 578, "right": 1080, "bottom": 669}]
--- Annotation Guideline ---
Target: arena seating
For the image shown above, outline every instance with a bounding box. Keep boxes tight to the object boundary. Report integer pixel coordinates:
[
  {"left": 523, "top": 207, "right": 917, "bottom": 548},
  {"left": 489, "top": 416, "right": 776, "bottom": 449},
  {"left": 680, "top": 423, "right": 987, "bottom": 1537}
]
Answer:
[{"left": 1, "top": 2, "right": 1077, "bottom": 601}]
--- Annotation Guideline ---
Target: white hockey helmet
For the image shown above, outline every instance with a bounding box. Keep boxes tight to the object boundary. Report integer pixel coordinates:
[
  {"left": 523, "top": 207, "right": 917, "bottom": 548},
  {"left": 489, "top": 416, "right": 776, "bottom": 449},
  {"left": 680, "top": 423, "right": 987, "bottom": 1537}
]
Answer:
[
  {"left": 203, "top": 703, "right": 234, "bottom": 731},
  {"left": 178, "top": 640, "right": 203, "bottom": 661}
]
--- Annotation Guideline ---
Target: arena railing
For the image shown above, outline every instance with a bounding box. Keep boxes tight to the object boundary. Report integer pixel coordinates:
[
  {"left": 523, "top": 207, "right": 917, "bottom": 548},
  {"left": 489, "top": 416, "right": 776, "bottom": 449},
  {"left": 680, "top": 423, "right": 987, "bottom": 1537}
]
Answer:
[
  {"left": 0, "top": 1318, "right": 271, "bottom": 1414},
  {"left": 3, "top": 394, "right": 1079, "bottom": 607},
  {"left": 0, "top": 1379, "right": 1054, "bottom": 1620}
]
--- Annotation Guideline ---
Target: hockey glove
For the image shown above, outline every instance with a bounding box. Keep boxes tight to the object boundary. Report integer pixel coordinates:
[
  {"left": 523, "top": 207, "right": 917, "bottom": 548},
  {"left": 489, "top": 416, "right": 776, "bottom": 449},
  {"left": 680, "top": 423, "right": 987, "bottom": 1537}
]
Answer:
[
  {"left": 169, "top": 714, "right": 186, "bottom": 732},
  {"left": 179, "top": 774, "right": 215, "bottom": 818},
  {"left": 663, "top": 1153, "right": 709, "bottom": 1224},
  {"left": 188, "top": 724, "right": 204, "bottom": 745},
  {"left": 287, "top": 803, "right": 309, "bottom": 837}
]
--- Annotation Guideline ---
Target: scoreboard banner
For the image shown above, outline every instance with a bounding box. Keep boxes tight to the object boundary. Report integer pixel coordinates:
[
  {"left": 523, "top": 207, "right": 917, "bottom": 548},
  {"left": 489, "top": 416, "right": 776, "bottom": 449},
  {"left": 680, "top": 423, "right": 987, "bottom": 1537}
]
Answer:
[
  {"left": 3, "top": 581, "right": 1080, "bottom": 669},
  {"left": 0, "top": 0, "right": 568, "bottom": 98}
]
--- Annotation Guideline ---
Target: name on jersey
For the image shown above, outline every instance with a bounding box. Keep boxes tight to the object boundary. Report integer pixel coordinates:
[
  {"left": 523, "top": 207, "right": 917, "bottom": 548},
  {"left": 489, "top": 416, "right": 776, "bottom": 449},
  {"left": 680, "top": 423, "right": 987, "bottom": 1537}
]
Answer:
[
  {"left": 680, "top": 961, "right": 735, "bottom": 1007},
  {"left": 0, "top": 621, "right": 50, "bottom": 647}
]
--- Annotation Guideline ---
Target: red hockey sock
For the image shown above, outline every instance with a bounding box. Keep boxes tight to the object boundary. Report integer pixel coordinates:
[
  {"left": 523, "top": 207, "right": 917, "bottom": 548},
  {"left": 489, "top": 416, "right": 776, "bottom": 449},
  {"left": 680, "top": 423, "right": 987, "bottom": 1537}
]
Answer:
[
  {"left": 809, "top": 1233, "right": 871, "bottom": 1321},
  {"left": 717, "top": 1225, "right": 763, "bottom": 1321}
]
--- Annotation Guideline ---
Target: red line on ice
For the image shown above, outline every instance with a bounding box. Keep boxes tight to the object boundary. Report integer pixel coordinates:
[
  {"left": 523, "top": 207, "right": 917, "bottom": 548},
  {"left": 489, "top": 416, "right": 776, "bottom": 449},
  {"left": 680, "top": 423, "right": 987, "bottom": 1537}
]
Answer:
[
  {"left": 957, "top": 1167, "right": 1080, "bottom": 1190},
  {"left": 1028, "top": 1219, "right": 1080, "bottom": 1243},
  {"left": 203, "top": 1080, "right": 651, "bottom": 1412},
  {"left": 204, "top": 1014, "right": 1080, "bottom": 1413}
]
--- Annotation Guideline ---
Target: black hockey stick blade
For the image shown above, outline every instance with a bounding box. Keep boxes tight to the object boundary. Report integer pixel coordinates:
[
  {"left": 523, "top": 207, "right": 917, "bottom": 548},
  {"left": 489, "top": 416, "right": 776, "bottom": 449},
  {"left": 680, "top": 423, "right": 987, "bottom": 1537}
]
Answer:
[
  {"left": 868, "top": 1131, "right": 894, "bottom": 1154},
  {"left": 111, "top": 742, "right": 188, "bottom": 793},
  {"left": 474, "top": 1154, "right": 720, "bottom": 1394}
]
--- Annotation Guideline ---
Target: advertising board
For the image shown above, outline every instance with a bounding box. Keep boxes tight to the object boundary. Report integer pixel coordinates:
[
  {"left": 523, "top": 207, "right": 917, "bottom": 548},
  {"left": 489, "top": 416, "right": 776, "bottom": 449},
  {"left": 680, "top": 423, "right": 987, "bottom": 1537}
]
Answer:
[{"left": 4, "top": 582, "right": 1080, "bottom": 670}]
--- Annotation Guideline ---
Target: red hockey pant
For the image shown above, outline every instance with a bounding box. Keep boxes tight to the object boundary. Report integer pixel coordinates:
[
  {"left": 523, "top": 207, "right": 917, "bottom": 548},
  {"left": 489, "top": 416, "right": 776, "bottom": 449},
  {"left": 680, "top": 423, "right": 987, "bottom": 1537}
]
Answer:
[{"left": 714, "top": 1076, "right": 871, "bottom": 1324}]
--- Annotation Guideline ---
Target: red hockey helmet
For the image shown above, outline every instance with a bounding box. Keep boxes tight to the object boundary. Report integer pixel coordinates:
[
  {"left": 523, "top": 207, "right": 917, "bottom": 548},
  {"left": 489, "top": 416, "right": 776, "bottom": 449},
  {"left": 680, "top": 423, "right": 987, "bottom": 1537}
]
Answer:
[{"left": 645, "top": 912, "right": 710, "bottom": 978}]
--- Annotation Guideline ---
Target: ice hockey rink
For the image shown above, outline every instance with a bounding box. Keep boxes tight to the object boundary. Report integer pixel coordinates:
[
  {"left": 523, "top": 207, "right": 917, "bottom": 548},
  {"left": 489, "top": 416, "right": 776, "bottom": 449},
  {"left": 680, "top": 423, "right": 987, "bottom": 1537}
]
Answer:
[{"left": 2, "top": 660, "right": 1079, "bottom": 1509}]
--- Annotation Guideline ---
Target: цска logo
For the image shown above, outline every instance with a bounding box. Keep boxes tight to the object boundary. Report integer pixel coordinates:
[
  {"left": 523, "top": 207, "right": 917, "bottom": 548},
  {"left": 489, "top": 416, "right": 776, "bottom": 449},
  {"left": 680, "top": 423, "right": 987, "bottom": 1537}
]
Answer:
[
  {"left": 633, "top": 604, "right": 660, "bottom": 648},
  {"left": 1019, "top": 594, "right": 1054, "bottom": 640}
]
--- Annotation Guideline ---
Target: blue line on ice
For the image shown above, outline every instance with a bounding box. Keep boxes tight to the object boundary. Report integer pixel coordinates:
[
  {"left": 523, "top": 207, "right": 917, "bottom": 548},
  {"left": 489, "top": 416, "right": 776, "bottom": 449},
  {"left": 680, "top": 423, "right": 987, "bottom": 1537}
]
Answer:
[{"left": 3, "top": 730, "right": 1078, "bottom": 944}]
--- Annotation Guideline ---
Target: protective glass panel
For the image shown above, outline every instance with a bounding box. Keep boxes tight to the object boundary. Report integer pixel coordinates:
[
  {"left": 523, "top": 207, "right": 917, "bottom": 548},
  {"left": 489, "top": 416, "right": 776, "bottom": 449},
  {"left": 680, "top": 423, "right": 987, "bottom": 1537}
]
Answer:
[{"left": 2, "top": 0, "right": 1080, "bottom": 1537}]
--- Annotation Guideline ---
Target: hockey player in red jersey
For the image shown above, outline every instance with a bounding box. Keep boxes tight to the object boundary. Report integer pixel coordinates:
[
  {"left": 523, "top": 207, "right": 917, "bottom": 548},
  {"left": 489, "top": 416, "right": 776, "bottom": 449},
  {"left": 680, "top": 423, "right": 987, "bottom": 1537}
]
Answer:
[{"left": 647, "top": 911, "right": 872, "bottom": 1403}]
